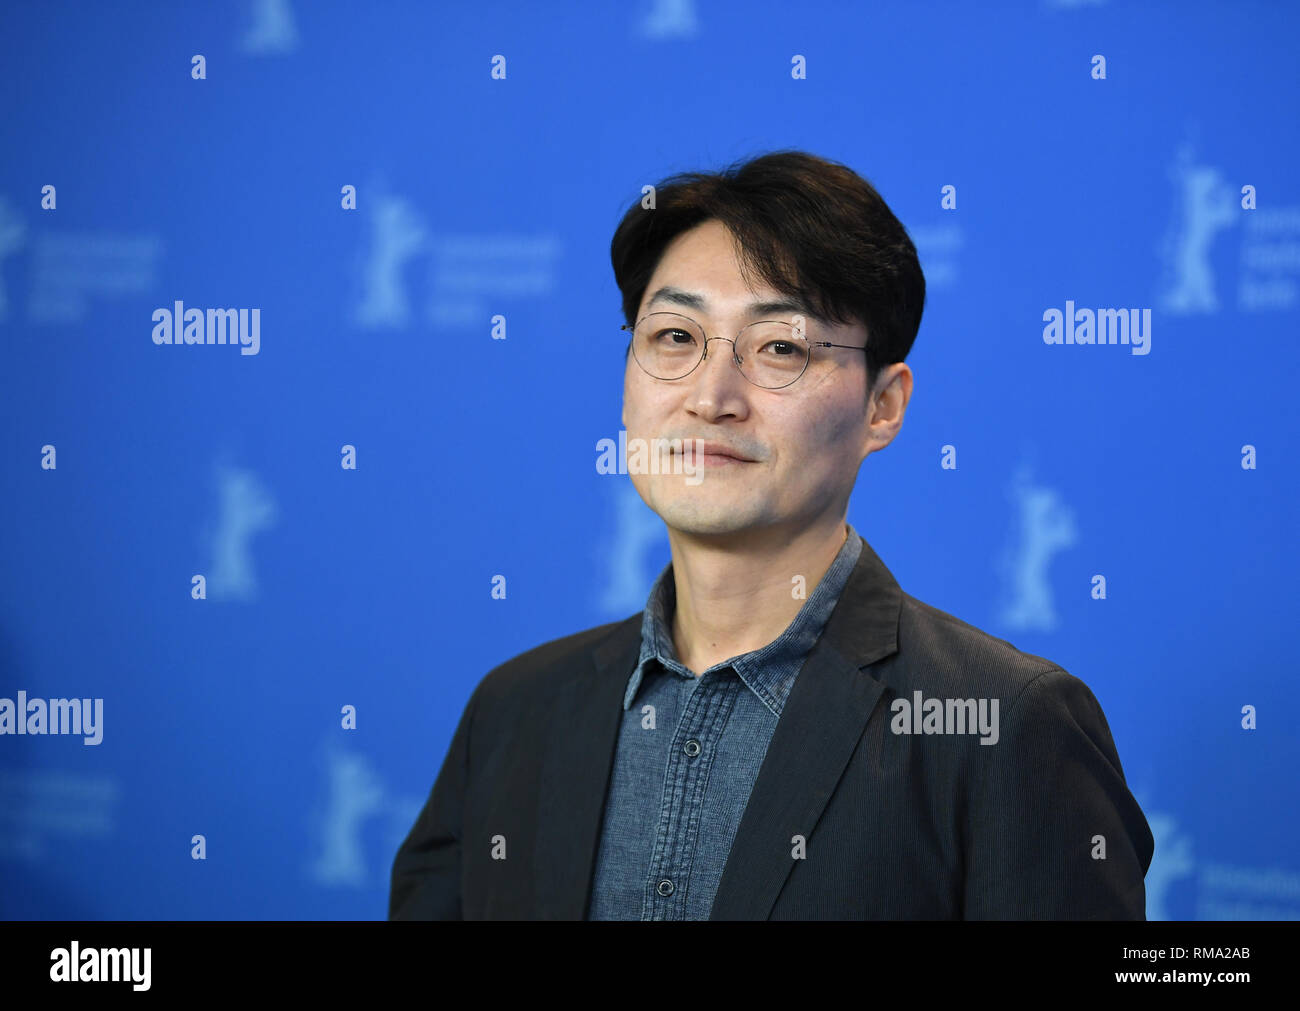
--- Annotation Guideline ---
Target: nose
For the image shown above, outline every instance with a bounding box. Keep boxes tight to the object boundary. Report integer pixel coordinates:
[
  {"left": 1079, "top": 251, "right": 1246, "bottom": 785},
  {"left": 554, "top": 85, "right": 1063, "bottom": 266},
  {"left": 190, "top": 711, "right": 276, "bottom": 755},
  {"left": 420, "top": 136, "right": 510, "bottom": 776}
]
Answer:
[{"left": 684, "top": 336, "right": 749, "bottom": 420}]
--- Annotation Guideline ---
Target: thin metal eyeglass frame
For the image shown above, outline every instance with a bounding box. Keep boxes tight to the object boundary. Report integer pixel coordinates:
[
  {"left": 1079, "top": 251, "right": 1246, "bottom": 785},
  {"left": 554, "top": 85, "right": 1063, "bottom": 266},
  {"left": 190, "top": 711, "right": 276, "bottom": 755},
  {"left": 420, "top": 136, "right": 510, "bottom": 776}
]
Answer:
[{"left": 620, "top": 311, "right": 870, "bottom": 390}]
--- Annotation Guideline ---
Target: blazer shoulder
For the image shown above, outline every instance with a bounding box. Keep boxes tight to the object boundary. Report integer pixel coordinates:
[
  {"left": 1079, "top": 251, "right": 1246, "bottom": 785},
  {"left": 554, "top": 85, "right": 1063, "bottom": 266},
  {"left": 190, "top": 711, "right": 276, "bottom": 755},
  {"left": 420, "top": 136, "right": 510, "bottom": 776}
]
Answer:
[
  {"left": 473, "top": 613, "right": 640, "bottom": 710},
  {"left": 894, "top": 591, "right": 1063, "bottom": 700}
]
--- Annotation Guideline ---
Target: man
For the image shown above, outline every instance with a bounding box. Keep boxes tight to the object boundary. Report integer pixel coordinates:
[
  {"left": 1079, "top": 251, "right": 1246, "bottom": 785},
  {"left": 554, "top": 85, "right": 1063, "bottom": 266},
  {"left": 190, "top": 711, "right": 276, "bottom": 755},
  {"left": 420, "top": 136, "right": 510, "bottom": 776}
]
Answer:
[{"left": 389, "top": 150, "right": 1153, "bottom": 920}]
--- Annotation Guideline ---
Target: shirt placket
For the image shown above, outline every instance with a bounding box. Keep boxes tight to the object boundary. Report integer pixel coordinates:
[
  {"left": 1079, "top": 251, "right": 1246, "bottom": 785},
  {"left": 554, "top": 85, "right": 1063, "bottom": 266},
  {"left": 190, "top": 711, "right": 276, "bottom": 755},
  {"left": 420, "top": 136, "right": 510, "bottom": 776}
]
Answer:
[{"left": 641, "top": 671, "right": 738, "bottom": 920}]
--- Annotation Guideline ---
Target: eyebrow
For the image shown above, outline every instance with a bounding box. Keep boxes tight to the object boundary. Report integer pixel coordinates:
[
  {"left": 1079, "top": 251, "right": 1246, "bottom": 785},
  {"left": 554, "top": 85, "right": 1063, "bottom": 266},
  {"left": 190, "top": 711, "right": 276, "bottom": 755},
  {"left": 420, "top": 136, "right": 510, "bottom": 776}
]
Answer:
[{"left": 644, "top": 285, "right": 820, "bottom": 322}]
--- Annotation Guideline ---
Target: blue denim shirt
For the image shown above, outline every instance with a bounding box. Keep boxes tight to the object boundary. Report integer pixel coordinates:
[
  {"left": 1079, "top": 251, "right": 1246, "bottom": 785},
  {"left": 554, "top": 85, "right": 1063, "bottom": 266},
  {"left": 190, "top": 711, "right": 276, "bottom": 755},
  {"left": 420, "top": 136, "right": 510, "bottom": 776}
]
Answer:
[{"left": 586, "top": 524, "right": 864, "bottom": 920}]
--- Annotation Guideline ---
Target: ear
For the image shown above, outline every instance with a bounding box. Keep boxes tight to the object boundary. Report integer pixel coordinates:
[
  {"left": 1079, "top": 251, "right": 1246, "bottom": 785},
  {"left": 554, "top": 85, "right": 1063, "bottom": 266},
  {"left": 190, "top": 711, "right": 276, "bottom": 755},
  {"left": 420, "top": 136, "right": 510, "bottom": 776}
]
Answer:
[{"left": 862, "top": 363, "right": 912, "bottom": 459}]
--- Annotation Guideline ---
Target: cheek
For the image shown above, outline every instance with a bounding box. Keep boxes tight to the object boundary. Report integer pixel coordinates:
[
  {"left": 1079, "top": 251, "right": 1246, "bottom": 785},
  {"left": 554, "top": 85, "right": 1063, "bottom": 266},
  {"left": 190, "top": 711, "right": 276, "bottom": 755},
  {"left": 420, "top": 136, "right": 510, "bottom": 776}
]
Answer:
[
  {"left": 623, "top": 378, "right": 670, "bottom": 431},
  {"left": 622, "top": 373, "right": 643, "bottom": 429},
  {"left": 776, "top": 402, "right": 862, "bottom": 479},
  {"left": 622, "top": 393, "right": 643, "bottom": 433},
  {"left": 824, "top": 404, "right": 864, "bottom": 447}
]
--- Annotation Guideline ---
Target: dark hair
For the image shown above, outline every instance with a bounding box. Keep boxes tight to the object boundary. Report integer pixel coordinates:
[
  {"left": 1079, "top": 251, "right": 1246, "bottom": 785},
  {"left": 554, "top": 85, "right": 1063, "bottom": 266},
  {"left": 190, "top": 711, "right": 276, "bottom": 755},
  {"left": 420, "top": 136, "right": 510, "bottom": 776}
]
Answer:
[{"left": 610, "top": 150, "right": 925, "bottom": 395}]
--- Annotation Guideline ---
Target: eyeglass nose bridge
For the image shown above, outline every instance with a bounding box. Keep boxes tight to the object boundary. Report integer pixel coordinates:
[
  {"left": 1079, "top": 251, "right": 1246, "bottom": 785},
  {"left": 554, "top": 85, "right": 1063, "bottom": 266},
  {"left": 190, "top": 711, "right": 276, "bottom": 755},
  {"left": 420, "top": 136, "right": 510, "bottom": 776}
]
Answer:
[
  {"left": 698, "top": 333, "right": 741, "bottom": 365},
  {"left": 692, "top": 330, "right": 810, "bottom": 388},
  {"left": 677, "top": 334, "right": 765, "bottom": 386}
]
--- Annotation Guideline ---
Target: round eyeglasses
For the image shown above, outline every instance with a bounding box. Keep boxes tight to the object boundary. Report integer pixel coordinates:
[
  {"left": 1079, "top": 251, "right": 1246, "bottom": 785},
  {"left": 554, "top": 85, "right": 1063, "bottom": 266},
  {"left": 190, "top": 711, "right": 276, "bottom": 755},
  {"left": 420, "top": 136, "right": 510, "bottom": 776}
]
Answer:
[{"left": 621, "top": 311, "right": 869, "bottom": 390}]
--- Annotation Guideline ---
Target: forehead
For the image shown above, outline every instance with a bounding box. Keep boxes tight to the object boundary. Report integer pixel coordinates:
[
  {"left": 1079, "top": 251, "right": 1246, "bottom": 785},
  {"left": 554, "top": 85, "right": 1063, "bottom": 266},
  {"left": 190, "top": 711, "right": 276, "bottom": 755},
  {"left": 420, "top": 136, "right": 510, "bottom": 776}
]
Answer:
[
  {"left": 642, "top": 222, "right": 816, "bottom": 320},
  {"left": 648, "top": 221, "right": 752, "bottom": 289}
]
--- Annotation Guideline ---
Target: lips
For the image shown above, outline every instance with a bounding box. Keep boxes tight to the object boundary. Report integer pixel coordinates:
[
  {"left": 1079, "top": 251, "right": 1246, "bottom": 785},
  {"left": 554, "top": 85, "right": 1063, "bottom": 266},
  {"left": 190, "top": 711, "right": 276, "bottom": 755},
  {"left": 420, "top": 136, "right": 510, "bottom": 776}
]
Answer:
[{"left": 674, "top": 440, "right": 755, "bottom": 463}]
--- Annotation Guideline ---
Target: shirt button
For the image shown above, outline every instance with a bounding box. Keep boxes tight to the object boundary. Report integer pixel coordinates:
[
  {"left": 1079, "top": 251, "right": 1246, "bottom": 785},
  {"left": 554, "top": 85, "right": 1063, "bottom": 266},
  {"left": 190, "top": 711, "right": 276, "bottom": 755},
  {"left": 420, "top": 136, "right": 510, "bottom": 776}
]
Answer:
[
  {"left": 657, "top": 878, "right": 675, "bottom": 896},
  {"left": 683, "top": 739, "right": 701, "bottom": 757}
]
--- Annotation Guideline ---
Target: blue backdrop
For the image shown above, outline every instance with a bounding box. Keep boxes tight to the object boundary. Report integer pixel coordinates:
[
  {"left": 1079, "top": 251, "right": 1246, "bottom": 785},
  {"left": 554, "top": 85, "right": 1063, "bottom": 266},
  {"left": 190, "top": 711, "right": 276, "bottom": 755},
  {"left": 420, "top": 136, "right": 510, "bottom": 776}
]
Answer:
[{"left": 1, "top": 0, "right": 1297, "bottom": 920}]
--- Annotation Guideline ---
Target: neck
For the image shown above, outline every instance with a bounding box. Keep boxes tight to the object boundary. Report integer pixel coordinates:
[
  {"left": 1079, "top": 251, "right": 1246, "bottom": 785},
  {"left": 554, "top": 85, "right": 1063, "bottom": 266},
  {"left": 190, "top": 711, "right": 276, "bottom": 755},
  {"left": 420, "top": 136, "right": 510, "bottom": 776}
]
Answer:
[{"left": 665, "top": 516, "right": 850, "bottom": 676}]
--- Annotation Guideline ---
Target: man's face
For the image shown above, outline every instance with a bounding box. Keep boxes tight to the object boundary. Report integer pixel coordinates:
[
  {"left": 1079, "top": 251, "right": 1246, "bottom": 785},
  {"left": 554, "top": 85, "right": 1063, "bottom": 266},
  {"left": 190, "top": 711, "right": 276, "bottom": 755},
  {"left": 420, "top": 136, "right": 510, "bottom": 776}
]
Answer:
[{"left": 621, "top": 218, "right": 881, "bottom": 539}]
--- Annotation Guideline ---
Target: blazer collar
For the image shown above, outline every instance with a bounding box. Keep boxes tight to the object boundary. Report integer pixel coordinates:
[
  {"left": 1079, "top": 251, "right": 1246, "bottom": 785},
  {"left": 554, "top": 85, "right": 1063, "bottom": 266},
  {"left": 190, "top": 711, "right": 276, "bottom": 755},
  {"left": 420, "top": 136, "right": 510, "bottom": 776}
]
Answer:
[{"left": 532, "top": 534, "right": 903, "bottom": 920}]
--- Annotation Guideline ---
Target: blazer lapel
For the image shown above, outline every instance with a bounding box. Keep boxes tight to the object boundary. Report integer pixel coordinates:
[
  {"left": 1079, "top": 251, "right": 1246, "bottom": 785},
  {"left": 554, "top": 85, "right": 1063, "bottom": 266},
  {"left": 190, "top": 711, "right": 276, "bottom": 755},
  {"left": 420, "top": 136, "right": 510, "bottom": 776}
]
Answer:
[
  {"left": 709, "top": 537, "right": 903, "bottom": 919},
  {"left": 532, "top": 614, "right": 641, "bottom": 919}
]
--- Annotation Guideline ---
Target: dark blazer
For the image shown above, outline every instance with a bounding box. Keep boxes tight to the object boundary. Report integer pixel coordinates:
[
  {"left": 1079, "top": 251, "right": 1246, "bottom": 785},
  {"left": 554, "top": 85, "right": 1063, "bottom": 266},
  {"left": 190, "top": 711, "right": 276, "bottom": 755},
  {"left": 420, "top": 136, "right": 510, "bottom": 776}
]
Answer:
[{"left": 390, "top": 537, "right": 1153, "bottom": 920}]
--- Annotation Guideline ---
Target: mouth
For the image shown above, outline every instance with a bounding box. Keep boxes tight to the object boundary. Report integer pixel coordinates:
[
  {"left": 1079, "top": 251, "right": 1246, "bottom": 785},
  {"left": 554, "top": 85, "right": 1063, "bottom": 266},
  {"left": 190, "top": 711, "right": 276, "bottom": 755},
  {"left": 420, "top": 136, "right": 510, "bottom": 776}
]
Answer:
[{"left": 672, "top": 442, "right": 756, "bottom": 466}]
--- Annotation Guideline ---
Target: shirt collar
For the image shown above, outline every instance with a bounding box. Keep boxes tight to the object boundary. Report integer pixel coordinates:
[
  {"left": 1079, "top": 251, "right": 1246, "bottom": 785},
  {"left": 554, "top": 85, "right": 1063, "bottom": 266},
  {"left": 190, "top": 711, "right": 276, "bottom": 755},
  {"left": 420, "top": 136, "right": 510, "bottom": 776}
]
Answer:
[{"left": 623, "top": 524, "right": 865, "bottom": 718}]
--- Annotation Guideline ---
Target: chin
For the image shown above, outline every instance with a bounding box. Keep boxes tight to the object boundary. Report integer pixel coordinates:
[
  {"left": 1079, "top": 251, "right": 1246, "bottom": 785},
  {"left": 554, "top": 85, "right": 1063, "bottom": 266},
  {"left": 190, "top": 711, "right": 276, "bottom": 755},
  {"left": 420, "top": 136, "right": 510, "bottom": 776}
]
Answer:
[
  {"left": 651, "top": 498, "right": 769, "bottom": 537},
  {"left": 630, "top": 473, "right": 766, "bottom": 531}
]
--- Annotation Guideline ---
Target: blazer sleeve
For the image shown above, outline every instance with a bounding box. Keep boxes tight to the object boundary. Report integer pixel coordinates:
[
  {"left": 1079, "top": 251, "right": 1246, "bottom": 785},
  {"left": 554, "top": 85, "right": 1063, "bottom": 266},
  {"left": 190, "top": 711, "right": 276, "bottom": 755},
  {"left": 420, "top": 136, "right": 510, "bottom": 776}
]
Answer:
[
  {"left": 388, "top": 685, "right": 481, "bottom": 920},
  {"left": 962, "top": 667, "right": 1154, "bottom": 920}
]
